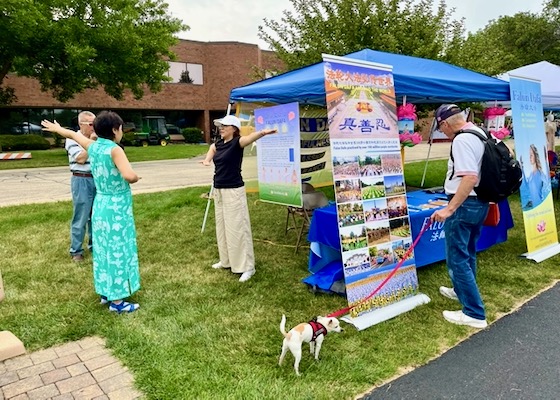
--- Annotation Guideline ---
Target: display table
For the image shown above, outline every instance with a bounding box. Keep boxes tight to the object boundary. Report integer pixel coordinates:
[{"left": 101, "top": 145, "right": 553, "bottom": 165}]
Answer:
[{"left": 303, "top": 191, "right": 514, "bottom": 294}]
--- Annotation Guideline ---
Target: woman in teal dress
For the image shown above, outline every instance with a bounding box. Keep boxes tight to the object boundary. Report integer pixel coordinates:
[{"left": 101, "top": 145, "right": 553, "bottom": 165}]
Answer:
[{"left": 42, "top": 111, "right": 141, "bottom": 313}]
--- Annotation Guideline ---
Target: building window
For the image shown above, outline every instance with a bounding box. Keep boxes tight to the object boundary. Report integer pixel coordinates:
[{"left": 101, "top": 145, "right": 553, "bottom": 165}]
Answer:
[{"left": 167, "top": 62, "right": 203, "bottom": 85}]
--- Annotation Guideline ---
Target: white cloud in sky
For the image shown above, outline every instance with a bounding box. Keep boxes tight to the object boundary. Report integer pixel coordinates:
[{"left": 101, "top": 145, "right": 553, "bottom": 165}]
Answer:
[{"left": 166, "top": 0, "right": 546, "bottom": 49}]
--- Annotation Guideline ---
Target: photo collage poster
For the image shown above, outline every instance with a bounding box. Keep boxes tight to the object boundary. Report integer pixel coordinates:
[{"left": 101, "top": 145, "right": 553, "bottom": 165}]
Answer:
[
  {"left": 322, "top": 55, "right": 420, "bottom": 318},
  {"left": 254, "top": 102, "right": 303, "bottom": 207}
]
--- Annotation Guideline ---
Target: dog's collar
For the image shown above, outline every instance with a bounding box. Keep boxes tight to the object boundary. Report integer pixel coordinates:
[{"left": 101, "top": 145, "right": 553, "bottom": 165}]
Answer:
[{"left": 309, "top": 319, "right": 327, "bottom": 341}]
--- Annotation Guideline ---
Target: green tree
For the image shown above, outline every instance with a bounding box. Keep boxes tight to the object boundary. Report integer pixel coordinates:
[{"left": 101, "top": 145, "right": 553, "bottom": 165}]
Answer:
[
  {"left": 0, "top": 0, "right": 187, "bottom": 104},
  {"left": 454, "top": 11, "right": 560, "bottom": 76},
  {"left": 258, "top": 0, "right": 465, "bottom": 70}
]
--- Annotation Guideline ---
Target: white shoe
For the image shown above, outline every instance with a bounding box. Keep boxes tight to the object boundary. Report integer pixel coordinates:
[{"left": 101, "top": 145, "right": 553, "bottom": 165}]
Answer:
[
  {"left": 212, "top": 261, "right": 229, "bottom": 269},
  {"left": 443, "top": 310, "right": 487, "bottom": 329},
  {"left": 439, "top": 286, "right": 459, "bottom": 301},
  {"left": 239, "top": 269, "right": 255, "bottom": 282}
]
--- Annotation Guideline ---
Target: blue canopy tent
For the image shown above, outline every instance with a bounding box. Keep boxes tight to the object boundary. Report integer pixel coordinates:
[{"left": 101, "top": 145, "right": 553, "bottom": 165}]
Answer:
[{"left": 230, "top": 49, "right": 510, "bottom": 105}]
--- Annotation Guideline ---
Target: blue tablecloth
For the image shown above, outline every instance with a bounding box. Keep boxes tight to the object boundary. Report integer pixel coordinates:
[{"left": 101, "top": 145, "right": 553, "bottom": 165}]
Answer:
[{"left": 304, "top": 191, "right": 514, "bottom": 294}]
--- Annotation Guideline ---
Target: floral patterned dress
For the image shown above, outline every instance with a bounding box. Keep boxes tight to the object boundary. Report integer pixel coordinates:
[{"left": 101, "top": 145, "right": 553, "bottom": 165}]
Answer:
[{"left": 88, "top": 138, "right": 140, "bottom": 301}]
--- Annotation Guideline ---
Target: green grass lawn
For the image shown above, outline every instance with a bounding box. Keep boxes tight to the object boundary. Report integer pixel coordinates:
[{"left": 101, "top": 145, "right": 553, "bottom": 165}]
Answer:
[
  {"left": 1, "top": 160, "right": 559, "bottom": 399},
  {"left": 0, "top": 144, "right": 209, "bottom": 170}
]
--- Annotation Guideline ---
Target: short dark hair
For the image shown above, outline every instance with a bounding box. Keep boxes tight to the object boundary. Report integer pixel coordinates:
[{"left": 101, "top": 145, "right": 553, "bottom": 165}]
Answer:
[{"left": 93, "top": 111, "right": 123, "bottom": 140}]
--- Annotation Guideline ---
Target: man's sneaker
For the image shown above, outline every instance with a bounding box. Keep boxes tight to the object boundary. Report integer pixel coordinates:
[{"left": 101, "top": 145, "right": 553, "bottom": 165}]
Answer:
[
  {"left": 443, "top": 310, "right": 487, "bottom": 329},
  {"left": 439, "top": 286, "right": 459, "bottom": 301},
  {"left": 212, "top": 261, "right": 229, "bottom": 269},
  {"left": 239, "top": 269, "right": 255, "bottom": 282},
  {"left": 109, "top": 301, "right": 140, "bottom": 314}
]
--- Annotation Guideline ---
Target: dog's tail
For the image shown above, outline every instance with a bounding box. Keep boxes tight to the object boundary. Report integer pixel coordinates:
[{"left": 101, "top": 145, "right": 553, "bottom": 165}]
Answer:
[{"left": 280, "top": 314, "right": 289, "bottom": 337}]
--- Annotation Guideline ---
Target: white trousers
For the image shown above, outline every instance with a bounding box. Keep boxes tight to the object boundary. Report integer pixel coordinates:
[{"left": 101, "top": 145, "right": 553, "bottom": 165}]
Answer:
[{"left": 214, "top": 187, "right": 255, "bottom": 273}]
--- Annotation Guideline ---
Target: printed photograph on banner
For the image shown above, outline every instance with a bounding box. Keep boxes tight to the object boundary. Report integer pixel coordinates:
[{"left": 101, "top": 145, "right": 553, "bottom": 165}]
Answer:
[
  {"left": 365, "top": 220, "right": 391, "bottom": 246},
  {"left": 333, "top": 155, "right": 360, "bottom": 179},
  {"left": 387, "top": 195, "right": 408, "bottom": 218},
  {"left": 337, "top": 202, "right": 365, "bottom": 227},
  {"left": 345, "top": 265, "right": 419, "bottom": 318},
  {"left": 384, "top": 175, "right": 406, "bottom": 196},
  {"left": 360, "top": 176, "right": 385, "bottom": 199},
  {"left": 335, "top": 179, "right": 362, "bottom": 203},
  {"left": 255, "top": 102, "right": 302, "bottom": 207},
  {"left": 363, "top": 198, "right": 389, "bottom": 222},
  {"left": 324, "top": 61, "right": 398, "bottom": 140},
  {"left": 359, "top": 154, "right": 383, "bottom": 176},
  {"left": 389, "top": 216, "right": 411, "bottom": 241},
  {"left": 343, "top": 248, "right": 373, "bottom": 276},
  {"left": 381, "top": 153, "right": 403, "bottom": 175},
  {"left": 339, "top": 224, "right": 368, "bottom": 252}
]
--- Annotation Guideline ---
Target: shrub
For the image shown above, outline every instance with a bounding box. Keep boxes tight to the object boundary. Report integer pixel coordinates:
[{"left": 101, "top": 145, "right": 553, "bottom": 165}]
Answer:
[
  {"left": 121, "top": 132, "right": 136, "bottom": 146},
  {"left": 182, "top": 127, "right": 203, "bottom": 144},
  {"left": 0, "top": 134, "right": 50, "bottom": 151}
]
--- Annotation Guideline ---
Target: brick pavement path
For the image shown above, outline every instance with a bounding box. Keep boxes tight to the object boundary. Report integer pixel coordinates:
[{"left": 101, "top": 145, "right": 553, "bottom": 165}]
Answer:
[{"left": 0, "top": 337, "right": 142, "bottom": 400}]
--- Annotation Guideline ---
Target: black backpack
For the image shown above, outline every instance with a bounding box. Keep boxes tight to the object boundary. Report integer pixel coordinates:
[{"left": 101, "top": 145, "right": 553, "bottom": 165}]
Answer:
[{"left": 451, "top": 128, "right": 522, "bottom": 203}]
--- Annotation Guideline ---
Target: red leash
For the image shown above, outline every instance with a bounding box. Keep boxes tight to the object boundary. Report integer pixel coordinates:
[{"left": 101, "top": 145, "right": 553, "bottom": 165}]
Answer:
[{"left": 327, "top": 220, "right": 432, "bottom": 318}]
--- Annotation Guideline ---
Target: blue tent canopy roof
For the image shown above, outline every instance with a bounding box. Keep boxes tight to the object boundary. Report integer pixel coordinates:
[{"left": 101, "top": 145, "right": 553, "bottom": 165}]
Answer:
[{"left": 230, "top": 49, "right": 511, "bottom": 106}]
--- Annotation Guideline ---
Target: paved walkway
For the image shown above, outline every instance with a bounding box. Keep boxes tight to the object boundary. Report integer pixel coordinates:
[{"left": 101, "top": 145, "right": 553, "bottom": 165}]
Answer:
[
  {"left": 0, "top": 337, "right": 141, "bottom": 400},
  {"left": 0, "top": 142, "right": 453, "bottom": 207}
]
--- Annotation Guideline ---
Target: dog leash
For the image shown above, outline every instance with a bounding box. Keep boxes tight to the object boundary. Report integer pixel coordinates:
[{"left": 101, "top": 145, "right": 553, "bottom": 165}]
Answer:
[{"left": 327, "top": 220, "right": 432, "bottom": 318}]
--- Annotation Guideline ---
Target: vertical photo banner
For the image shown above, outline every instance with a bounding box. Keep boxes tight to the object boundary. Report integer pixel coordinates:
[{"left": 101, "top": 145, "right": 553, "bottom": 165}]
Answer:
[
  {"left": 322, "top": 54, "right": 419, "bottom": 319},
  {"left": 255, "top": 102, "right": 302, "bottom": 207},
  {"left": 509, "top": 76, "right": 559, "bottom": 255}
]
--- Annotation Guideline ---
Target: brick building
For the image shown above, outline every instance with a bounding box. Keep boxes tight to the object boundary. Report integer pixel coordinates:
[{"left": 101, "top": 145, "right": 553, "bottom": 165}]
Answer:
[{"left": 0, "top": 39, "right": 283, "bottom": 143}]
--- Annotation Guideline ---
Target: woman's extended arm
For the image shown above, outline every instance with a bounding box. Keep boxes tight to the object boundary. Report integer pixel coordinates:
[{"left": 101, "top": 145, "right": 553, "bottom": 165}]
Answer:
[
  {"left": 200, "top": 143, "right": 217, "bottom": 166},
  {"left": 41, "top": 120, "right": 95, "bottom": 150},
  {"left": 239, "top": 128, "right": 277, "bottom": 148},
  {"left": 112, "top": 146, "right": 139, "bottom": 183}
]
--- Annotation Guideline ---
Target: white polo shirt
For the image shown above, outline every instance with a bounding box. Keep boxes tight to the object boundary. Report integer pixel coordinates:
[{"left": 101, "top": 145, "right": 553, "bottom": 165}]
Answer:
[{"left": 444, "top": 122, "right": 485, "bottom": 196}]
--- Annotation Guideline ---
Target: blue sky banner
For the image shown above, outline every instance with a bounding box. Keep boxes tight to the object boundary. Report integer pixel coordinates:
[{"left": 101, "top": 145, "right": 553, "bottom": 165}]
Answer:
[{"left": 509, "top": 76, "right": 558, "bottom": 254}]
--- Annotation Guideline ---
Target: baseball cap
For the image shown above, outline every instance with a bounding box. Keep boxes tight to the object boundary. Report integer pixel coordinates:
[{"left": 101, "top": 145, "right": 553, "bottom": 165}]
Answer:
[
  {"left": 214, "top": 115, "right": 241, "bottom": 129},
  {"left": 435, "top": 104, "right": 462, "bottom": 123}
]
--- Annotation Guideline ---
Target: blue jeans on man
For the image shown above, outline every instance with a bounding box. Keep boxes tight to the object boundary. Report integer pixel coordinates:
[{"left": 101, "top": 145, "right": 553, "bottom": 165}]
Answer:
[
  {"left": 70, "top": 175, "right": 96, "bottom": 256},
  {"left": 444, "top": 197, "right": 489, "bottom": 320}
]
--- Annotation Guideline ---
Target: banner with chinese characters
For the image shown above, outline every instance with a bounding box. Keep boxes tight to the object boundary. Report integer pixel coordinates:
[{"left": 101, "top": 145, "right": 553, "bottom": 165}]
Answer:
[
  {"left": 509, "top": 76, "right": 560, "bottom": 259},
  {"left": 254, "top": 102, "right": 302, "bottom": 207},
  {"left": 322, "top": 54, "right": 420, "bottom": 318}
]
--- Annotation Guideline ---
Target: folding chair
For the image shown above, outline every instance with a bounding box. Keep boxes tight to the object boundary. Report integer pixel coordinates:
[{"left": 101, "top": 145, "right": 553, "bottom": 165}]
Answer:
[
  {"left": 285, "top": 182, "right": 316, "bottom": 235},
  {"left": 285, "top": 186, "right": 329, "bottom": 253}
]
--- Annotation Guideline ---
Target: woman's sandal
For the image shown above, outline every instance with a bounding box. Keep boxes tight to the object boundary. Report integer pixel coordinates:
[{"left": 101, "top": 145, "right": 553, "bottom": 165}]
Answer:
[
  {"left": 100, "top": 295, "right": 109, "bottom": 305},
  {"left": 109, "top": 301, "right": 140, "bottom": 314}
]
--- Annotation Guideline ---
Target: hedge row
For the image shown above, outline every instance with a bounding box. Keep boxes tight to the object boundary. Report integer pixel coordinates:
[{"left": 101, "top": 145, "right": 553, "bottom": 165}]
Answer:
[{"left": 0, "top": 135, "right": 51, "bottom": 151}]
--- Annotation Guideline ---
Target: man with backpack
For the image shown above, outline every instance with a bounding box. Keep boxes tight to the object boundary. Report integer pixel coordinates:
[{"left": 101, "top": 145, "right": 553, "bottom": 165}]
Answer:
[{"left": 430, "top": 104, "right": 489, "bottom": 329}]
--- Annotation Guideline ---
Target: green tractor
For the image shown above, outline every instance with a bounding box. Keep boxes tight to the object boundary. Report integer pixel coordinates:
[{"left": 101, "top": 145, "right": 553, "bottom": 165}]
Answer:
[{"left": 133, "top": 116, "right": 171, "bottom": 147}]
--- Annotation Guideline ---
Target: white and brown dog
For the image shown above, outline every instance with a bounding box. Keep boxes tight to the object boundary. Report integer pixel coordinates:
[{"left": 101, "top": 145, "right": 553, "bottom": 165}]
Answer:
[{"left": 278, "top": 314, "right": 343, "bottom": 375}]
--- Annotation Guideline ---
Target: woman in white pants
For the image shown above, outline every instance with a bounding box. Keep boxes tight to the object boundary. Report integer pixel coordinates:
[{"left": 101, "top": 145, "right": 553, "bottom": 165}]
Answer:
[{"left": 201, "top": 115, "right": 276, "bottom": 282}]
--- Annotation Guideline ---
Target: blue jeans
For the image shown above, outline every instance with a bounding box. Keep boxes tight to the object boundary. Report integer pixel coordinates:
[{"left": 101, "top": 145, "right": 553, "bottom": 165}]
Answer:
[
  {"left": 70, "top": 175, "right": 96, "bottom": 256},
  {"left": 444, "top": 197, "right": 489, "bottom": 320}
]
